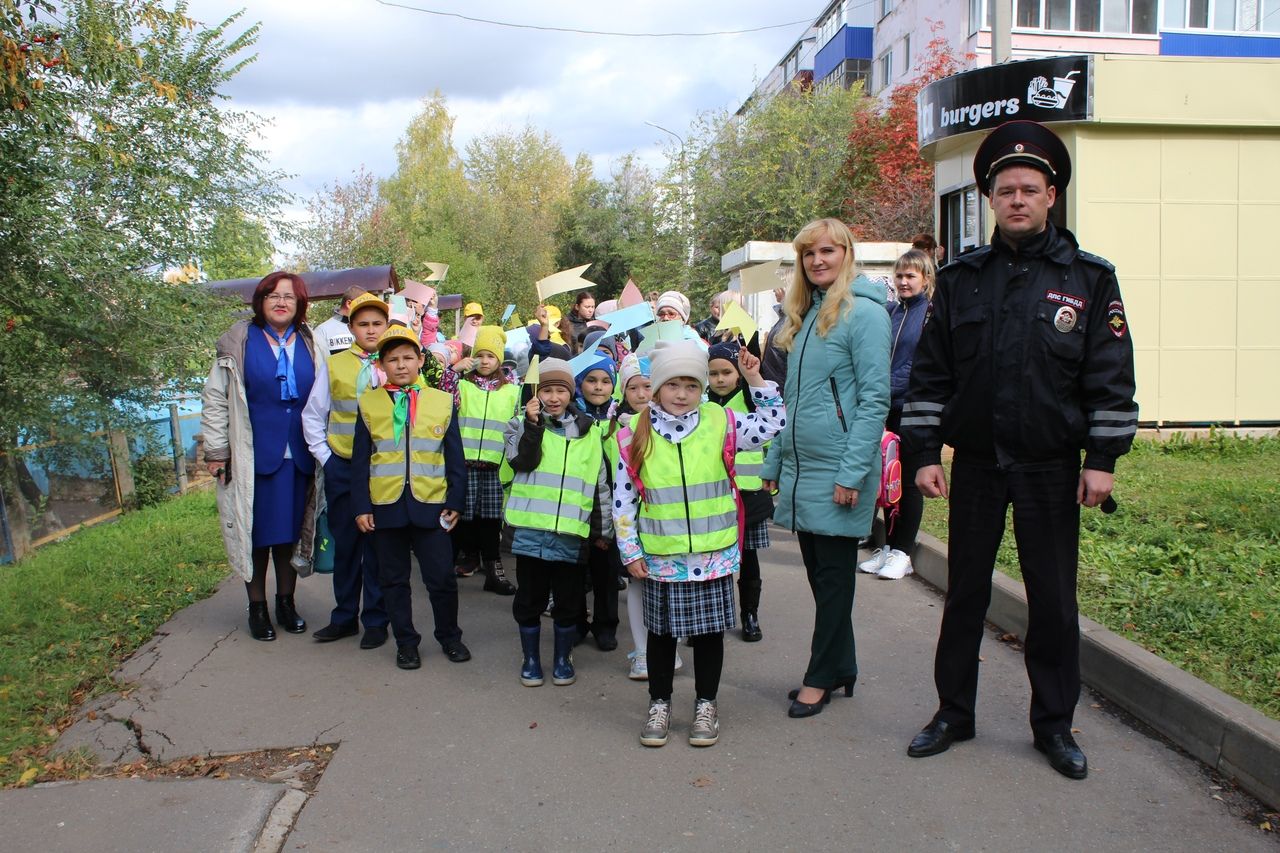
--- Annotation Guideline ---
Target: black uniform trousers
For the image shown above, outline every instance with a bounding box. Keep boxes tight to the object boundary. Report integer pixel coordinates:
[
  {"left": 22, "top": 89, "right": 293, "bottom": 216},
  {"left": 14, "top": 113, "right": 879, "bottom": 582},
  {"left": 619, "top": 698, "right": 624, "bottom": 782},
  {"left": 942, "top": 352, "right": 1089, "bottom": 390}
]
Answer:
[
  {"left": 371, "top": 525, "right": 461, "bottom": 650},
  {"left": 578, "top": 543, "right": 620, "bottom": 638},
  {"left": 324, "top": 456, "right": 387, "bottom": 630},
  {"left": 513, "top": 556, "right": 585, "bottom": 629},
  {"left": 935, "top": 458, "right": 1081, "bottom": 736}
]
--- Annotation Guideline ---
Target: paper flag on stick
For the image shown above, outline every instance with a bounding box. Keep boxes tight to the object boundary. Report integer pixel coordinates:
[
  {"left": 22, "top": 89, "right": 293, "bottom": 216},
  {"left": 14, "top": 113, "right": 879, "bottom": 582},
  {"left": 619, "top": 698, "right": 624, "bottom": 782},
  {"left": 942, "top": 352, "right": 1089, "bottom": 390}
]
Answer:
[
  {"left": 423, "top": 262, "right": 449, "bottom": 281},
  {"left": 501, "top": 304, "right": 517, "bottom": 325},
  {"left": 458, "top": 321, "right": 478, "bottom": 349},
  {"left": 654, "top": 320, "right": 686, "bottom": 342},
  {"left": 715, "top": 301, "right": 758, "bottom": 339},
  {"left": 567, "top": 348, "right": 609, "bottom": 379},
  {"left": 634, "top": 324, "right": 657, "bottom": 355},
  {"left": 388, "top": 295, "right": 413, "bottom": 326},
  {"left": 536, "top": 264, "right": 594, "bottom": 301},
  {"left": 521, "top": 355, "right": 540, "bottom": 406},
  {"left": 505, "top": 311, "right": 523, "bottom": 331},
  {"left": 619, "top": 279, "right": 644, "bottom": 307},
  {"left": 596, "top": 302, "right": 654, "bottom": 339},
  {"left": 739, "top": 259, "right": 786, "bottom": 295},
  {"left": 745, "top": 331, "right": 761, "bottom": 358}
]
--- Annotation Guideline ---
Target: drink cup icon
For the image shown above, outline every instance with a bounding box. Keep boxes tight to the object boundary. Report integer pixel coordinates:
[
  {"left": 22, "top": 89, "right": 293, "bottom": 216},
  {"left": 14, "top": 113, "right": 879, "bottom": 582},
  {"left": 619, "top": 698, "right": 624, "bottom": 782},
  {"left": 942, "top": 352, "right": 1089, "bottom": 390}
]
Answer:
[{"left": 1051, "top": 70, "right": 1080, "bottom": 108}]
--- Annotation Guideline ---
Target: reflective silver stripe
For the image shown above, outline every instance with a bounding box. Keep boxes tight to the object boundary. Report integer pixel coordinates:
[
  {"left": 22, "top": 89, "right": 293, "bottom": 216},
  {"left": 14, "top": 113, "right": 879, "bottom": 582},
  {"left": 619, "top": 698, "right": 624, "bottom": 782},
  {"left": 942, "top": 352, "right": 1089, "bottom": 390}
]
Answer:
[
  {"left": 462, "top": 437, "right": 504, "bottom": 451},
  {"left": 331, "top": 399, "right": 358, "bottom": 413},
  {"left": 370, "top": 463, "right": 405, "bottom": 477},
  {"left": 735, "top": 461, "right": 763, "bottom": 477},
  {"left": 409, "top": 462, "right": 445, "bottom": 478},
  {"left": 1089, "top": 410, "right": 1137, "bottom": 422},
  {"left": 645, "top": 481, "right": 733, "bottom": 504},
  {"left": 373, "top": 438, "right": 402, "bottom": 453},
  {"left": 639, "top": 510, "right": 738, "bottom": 537},
  {"left": 329, "top": 421, "right": 356, "bottom": 435},
  {"left": 899, "top": 415, "right": 941, "bottom": 427},
  {"left": 902, "top": 401, "right": 944, "bottom": 413},
  {"left": 458, "top": 417, "right": 492, "bottom": 431},
  {"left": 1089, "top": 425, "right": 1138, "bottom": 437},
  {"left": 522, "top": 471, "right": 590, "bottom": 494},
  {"left": 506, "top": 496, "right": 589, "bottom": 521}
]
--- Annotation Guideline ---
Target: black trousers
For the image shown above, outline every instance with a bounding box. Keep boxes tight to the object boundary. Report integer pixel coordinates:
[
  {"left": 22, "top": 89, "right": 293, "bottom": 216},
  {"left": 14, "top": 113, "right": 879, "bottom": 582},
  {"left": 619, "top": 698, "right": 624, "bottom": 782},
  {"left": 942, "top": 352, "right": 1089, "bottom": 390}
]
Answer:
[
  {"left": 934, "top": 459, "right": 1081, "bottom": 736},
  {"left": 883, "top": 409, "right": 924, "bottom": 554},
  {"left": 738, "top": 548, "right": 762, "bottom": 615},
  {"left": 457, "top": 517, "right": 501, "bottom": 562},
  {"left": 798, "top": 532, "right": 859, "bottom": 689},
  {"left": 372, "top": 525, "right": 462, "bottom": 650},
  {"left": 648, "top": 631, "right": 724, "bottom": 702},
  {"left": 324, "top": 457, "right": 387, "bottom": 629},
  {"left": 578, "top": 543, "right": 619, "bottom": 637},
  {"left": 512, "top": 556, "right": 585, "bottom": 628}
]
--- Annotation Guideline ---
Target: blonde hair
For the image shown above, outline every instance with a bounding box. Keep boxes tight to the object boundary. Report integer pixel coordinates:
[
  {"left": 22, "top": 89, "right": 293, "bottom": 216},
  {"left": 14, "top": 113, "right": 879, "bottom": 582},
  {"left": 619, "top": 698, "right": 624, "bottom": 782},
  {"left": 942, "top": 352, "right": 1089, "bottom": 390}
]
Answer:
[
  {"left": 894, "top": 249, "right": 937, "bottom": 301},
  {"left": 774, "top": 218, "right": 859, "bottom": 351}
]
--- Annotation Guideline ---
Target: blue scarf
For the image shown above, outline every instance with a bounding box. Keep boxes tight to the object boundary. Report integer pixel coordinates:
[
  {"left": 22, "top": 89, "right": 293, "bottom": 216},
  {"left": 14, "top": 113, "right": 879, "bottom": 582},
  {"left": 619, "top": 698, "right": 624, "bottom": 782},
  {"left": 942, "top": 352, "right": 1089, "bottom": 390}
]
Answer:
[{"left": 265, "top": 324, "right": 298, "bottom": 402}]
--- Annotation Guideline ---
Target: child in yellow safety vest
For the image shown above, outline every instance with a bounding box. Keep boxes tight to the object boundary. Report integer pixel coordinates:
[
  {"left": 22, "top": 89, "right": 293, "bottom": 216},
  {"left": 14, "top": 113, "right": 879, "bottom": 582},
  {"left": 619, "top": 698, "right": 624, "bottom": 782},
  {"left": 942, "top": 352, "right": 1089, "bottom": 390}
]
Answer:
[
  {"left": 706, "top": 340, "right": 775, "bottom": 643},
  {"left": 613, "top": 340, "right": 786, "bottom": 748},
  {"left": 572, "top": 349, "right": 621, "bottom": 651},
  {"left": 441, "top": 325, "right": 520, "bottom": 594},
  {"left": 350, "top": 325, "right": 470, "bottom": 671},
  {"left": 503, "top": 357, "right": 614, "bottom": 688}
]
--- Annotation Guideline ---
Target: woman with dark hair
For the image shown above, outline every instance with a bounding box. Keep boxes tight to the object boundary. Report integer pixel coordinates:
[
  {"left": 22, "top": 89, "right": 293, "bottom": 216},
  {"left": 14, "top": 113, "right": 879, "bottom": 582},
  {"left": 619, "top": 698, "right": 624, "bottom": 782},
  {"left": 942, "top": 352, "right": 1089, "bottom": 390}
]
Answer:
[
  {"left": 761, "top": 218, "right": 891, "bottom": 718},
  {"left": 566, "top": 291, "right": 596, "bottom": 355},
  {"left": 201, "top": 271, "right": 321, "bottom": 641}
]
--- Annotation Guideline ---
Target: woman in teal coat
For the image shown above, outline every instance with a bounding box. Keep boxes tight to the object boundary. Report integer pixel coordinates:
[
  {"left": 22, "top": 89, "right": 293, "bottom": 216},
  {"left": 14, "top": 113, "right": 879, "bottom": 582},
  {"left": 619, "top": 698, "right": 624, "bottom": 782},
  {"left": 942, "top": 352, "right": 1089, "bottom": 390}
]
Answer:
[{"left": 762, "top": 217, "right": 891, "bottom": 718}]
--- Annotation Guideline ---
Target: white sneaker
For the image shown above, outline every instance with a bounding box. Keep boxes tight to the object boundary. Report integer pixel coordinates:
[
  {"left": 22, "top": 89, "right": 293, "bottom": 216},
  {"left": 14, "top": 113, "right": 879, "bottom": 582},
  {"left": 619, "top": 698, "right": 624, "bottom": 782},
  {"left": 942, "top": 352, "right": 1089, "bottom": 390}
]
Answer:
[
  {"left": 640, "top": 699, "right": 671, "bottom": 747},
  {"left": 858, "top": 546, "right": 889, "bottom": 574},
  {"left": 689, "top": 698, "right": 720, "bottom": 747},
  {"left": 877, "top": 549, "right": 914, "bottom": 580},
  {"left": 628, "top": 650, "right": 648, "bottom": 681}
]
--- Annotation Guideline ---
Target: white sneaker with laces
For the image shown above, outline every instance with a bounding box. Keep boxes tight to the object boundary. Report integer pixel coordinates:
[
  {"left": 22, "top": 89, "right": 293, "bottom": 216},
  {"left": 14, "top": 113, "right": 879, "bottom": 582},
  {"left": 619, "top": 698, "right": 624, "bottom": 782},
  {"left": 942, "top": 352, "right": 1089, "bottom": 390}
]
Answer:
[
  {"left": 878, "top": 549, "right": 914, "bottom": 580},
  {"left": 858, "top": 547, "right": 889, "bottom": 574},
  {"left": 640, "top": 699, "right": 671, "bottom": 747},
  {"left": 628, "top": 650, "right": 648, "bottom": 681},
  {"left": 689, "top": 698, "right": 719, "bottom": 747}
]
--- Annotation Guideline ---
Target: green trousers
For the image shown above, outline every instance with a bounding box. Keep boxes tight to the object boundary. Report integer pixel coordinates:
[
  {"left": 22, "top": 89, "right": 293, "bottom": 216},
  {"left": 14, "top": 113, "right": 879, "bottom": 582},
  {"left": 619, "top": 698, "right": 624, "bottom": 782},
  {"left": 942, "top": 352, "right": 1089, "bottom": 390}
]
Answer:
[{"left": 798, "top": 532, "right": 859, "bottom": 689}]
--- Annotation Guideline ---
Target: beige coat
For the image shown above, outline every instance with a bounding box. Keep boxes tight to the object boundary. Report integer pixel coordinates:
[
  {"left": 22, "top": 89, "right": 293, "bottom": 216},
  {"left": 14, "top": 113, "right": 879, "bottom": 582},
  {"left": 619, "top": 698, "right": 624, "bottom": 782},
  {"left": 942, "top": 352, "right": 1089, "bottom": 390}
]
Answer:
[{"left": 200, "top": 320, "right": 320, "bottom": 582}]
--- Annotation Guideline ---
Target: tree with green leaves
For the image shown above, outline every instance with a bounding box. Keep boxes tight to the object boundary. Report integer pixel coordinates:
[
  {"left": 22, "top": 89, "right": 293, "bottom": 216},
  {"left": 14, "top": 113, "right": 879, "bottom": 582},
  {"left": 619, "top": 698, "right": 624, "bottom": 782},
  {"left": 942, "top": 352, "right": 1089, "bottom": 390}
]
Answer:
[
  {"left": 200, "top": 207, "right": 275, "bottom": 281},
  {"left": 0, "top": 0, "right": 285, "bottom": 455}
]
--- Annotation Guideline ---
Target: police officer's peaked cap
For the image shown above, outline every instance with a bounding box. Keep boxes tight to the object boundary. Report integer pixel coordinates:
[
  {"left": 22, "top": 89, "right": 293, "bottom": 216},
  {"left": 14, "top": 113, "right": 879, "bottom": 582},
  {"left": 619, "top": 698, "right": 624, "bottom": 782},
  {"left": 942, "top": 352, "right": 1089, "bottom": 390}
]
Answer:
[{"left": 973, "top": 119, "right": 1071, "bottom": 197}]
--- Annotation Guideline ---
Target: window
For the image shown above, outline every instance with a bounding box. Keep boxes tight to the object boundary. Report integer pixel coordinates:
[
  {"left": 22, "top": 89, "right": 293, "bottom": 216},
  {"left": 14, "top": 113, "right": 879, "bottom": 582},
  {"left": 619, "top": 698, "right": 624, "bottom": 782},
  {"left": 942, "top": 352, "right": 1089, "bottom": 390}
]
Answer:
[
  {"left": 881, "top": 0, "right": 896, "bottom": 17},
  {"left": 972, "top": 0, "right": 1157, "bottom": 33},
  {"left": 1167, "top": 0, "right": 1280, "bottom": 29},
  {"left": 818, "top": 0, "right": 848, "bottom": 48},
  {"left": 878, "top": 51, "right": 894, "bottom": 89},
  {"left": 902, "top": 34, "right": 912, "bottom": 74}
]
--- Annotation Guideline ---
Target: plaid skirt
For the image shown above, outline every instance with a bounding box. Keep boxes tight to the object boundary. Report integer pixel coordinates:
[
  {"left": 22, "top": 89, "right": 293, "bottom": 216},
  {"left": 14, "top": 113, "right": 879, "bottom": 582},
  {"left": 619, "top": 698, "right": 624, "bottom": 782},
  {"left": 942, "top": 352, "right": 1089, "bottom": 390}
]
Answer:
[
  {"left": 463, "top": 465, "right": 504, "bottom": 521},
  {"left": 643, "top": 575, "right": 736, "bottom": 637},
  {"left": 743, "top": 519, "right": 771, "bottom": 551}
]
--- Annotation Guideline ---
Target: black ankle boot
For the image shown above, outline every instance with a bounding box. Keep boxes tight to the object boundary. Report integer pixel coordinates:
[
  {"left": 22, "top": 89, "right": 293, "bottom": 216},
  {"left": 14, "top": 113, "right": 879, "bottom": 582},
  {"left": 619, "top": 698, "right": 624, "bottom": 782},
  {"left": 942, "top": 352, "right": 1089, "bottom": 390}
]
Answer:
[
  {"left": 275, "top": 594, "right": 306, "bottom": 633},
  {"left": 248, "top": 601, "right": 276, "bottom": 641}
]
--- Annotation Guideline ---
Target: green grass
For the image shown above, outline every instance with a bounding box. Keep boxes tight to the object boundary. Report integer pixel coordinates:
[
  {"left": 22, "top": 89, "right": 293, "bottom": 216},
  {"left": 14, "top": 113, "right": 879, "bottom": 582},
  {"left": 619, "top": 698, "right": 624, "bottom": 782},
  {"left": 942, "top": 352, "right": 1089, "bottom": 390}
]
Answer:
[
  {"left": 919, "top": 434, "right": 1280, "bottom": 720},
  {"left": 0, "top": 490, "right": 229, "bottom": 786}
]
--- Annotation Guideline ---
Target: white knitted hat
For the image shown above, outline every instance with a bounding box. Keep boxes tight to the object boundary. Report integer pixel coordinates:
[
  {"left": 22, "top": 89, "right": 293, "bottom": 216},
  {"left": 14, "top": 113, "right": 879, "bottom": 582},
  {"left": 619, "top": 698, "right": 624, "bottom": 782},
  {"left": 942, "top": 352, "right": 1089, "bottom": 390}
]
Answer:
[
  {"left": 649, "top": 340, "right": 707, "bottom": 393},
  {"left": 656, "top": 290, "right": 691, "bottom": 323}
]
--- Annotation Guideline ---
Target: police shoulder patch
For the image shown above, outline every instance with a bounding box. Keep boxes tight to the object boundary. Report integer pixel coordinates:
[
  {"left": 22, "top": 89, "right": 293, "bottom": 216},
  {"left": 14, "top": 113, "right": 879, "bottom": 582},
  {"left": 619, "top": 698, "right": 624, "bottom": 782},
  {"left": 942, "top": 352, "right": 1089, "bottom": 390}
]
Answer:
[{"left": 1076, "top": 250, "right": 1116, "bottom": 273}]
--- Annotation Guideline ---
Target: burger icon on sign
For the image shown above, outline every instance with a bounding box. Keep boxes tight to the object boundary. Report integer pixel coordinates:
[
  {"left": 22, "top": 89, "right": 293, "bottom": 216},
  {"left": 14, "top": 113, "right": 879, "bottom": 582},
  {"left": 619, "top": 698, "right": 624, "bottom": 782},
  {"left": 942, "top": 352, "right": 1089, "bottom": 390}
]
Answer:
[{"left": 1027, "top": 70, "right": 1079, "bottom": 109}]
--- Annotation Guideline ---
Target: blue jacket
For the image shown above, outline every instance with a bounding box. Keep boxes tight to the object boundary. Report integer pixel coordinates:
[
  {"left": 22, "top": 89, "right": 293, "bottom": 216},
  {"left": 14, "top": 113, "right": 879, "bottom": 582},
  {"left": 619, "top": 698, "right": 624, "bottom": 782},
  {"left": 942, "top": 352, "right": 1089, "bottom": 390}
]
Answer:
[
  {"left": 762, "top": 275, "right": 891, "bottom": 539},
  {"left": 888, "top": 292, "right": 929, "bottom": 412}
]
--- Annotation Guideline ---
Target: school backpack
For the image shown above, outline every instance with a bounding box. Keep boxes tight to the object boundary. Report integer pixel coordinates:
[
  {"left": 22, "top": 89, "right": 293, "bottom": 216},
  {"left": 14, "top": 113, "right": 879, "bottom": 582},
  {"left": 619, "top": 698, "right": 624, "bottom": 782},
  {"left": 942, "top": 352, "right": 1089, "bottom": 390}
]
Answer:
[{"left": 877, "top": 430, "right": 903, "bottom": 529}]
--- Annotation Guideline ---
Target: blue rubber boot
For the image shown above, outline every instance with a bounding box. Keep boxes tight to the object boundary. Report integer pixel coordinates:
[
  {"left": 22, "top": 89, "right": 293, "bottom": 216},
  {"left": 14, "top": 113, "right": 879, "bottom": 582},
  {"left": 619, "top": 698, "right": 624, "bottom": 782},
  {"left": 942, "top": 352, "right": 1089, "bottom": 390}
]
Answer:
[
  {"left": 552, "top": 624, "right": 577, "bottom": 686},
  {"left": 519, "top": 626, "right": 544, "bottom": 687}
]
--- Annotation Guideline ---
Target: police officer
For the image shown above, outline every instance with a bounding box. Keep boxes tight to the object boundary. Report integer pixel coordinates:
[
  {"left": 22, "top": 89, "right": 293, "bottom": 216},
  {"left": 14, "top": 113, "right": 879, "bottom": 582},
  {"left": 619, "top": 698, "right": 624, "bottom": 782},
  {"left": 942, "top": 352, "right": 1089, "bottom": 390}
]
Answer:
[{"left": 900, "top": 120, "right": 1138, "bottom": 780}]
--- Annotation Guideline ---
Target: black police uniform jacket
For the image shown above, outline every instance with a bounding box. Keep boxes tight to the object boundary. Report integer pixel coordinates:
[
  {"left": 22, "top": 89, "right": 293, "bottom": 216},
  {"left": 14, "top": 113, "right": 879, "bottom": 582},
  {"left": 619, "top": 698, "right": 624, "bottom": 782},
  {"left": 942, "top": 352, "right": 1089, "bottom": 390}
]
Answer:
[{"left": 901, "top": 223, "right": 1138, "bottom": 474}]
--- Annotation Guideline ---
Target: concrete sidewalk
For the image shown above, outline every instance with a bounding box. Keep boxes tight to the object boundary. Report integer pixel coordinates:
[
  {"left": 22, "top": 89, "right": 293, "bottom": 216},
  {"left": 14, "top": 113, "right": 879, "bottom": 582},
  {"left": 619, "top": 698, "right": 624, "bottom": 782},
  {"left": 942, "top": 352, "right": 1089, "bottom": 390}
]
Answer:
[{"left": 6, "top": 528, "right": 1275, "bottom": 852}]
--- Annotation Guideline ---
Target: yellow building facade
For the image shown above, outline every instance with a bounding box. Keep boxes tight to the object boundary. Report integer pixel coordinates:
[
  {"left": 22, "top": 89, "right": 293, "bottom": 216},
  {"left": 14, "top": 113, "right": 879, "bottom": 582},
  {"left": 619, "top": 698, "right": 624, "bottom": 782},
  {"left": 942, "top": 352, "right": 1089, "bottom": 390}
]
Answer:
[{"left": 920, "top": 54, "right": 1280, "bottom": 425}]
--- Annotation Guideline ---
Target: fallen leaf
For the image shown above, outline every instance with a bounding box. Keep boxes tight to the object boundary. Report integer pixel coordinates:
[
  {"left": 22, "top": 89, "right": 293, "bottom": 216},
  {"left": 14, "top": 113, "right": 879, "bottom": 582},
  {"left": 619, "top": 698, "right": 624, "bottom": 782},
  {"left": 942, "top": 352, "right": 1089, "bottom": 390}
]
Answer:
[
  {"left": 529, "top": 722, "right": 537, "bottom": 729},
  {"left": 18, "top": 767, "right": 38, "bottom": 785},
  {"left": 998, "top": 633, "right": 1017, "bottom": 642},
  {"left": 691, "top": 775, "right": 714, "bottom": 788},
  {"left": 1259, "top": 820, "right": 1272, "bottom": 831},
  {"left": 87, "top": 711, "right": 98, "bottom": 721},
  {"left": 1071, "top": 728, "right": 1082, "bottom": 734},
  {"left": 1090, "top": 703, "right": 1101, "bottom": 709}
]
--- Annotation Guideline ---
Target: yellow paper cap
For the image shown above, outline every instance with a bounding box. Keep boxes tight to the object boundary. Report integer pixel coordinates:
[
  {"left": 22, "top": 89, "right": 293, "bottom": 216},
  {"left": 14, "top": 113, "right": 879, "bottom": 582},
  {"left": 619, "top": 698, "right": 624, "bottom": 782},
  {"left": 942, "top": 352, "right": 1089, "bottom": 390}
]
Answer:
[{"left": 375, "top": 324, "right": 421, "bottom": 355}]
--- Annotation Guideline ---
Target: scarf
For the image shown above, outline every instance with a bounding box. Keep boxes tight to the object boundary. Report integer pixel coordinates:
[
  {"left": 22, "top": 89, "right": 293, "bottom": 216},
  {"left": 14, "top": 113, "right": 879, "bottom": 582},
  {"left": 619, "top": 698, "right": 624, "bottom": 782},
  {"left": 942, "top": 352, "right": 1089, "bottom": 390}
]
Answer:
[
  {"left": 352, "top": 347, "right": 381, "bottom": 398},
  {"left": 387, "top": 379, "right": 423, "bottom": 445},
  {"left": 265, "top": 325, "right": 298, "bottom": 401}
]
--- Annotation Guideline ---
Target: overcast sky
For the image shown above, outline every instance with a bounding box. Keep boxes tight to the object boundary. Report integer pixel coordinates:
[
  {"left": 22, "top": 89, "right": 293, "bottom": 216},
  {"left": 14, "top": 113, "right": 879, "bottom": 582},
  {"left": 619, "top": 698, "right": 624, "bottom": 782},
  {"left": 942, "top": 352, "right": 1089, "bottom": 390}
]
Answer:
[{"left": 183, "top": 0, "right": 812, "bottom": 223}]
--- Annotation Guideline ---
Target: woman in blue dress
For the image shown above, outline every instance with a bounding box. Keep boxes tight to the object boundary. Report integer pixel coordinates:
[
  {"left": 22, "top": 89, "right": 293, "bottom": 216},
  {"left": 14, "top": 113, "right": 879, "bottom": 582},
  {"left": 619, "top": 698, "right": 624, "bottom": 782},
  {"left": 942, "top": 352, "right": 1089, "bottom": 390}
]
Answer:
[{"left": 202, "top": 271, "right": 320, "bottom": 641}]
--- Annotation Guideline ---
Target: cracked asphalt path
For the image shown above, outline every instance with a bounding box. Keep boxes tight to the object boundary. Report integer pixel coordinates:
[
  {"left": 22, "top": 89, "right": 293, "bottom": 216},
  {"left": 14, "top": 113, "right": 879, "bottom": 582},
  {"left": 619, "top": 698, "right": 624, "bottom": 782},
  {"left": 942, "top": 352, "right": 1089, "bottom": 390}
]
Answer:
[{"left": 13, "top": 530, "right": 1278, "bottom": 851}]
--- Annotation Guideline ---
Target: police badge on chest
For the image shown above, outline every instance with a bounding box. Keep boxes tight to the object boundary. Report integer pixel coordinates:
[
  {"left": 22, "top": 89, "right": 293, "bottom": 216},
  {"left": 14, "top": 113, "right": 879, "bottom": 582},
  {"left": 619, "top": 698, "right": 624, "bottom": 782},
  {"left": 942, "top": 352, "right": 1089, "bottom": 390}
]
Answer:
[{"left": 1053, "top": 305, "right": 1077, "bottom": 333}]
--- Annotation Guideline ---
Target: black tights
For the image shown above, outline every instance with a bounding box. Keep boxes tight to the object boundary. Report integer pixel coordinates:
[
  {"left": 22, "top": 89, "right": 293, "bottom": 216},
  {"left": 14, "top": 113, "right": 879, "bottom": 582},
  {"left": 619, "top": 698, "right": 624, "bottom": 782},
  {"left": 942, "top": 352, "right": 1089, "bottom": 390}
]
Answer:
[
  {"left": 246, "top": 544, "right": 298, "bottom": 602},
  {"left": 647, "top": 631, "right": 724, "bottom": 702},
  {"left": 455, "top": 517, "right": 500, "bottom": 562}
]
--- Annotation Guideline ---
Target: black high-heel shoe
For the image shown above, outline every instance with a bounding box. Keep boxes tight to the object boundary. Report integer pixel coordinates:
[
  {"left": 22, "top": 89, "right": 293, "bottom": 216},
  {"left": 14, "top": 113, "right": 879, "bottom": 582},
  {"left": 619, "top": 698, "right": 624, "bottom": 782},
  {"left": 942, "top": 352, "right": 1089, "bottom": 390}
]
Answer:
[
  {"left": 787, "top": 687, "right": 833, "bottom": 717},
  {"left": 832, "top": 677, "right": 856, "bottom": 697}
]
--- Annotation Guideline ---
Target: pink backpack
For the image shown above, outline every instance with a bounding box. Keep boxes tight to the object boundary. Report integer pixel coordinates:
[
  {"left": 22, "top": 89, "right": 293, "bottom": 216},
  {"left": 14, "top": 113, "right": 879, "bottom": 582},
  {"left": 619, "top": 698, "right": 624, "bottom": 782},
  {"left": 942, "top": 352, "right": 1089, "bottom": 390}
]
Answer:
[{"left": 877, "top": 430, "right": 903, "bottom": 529}]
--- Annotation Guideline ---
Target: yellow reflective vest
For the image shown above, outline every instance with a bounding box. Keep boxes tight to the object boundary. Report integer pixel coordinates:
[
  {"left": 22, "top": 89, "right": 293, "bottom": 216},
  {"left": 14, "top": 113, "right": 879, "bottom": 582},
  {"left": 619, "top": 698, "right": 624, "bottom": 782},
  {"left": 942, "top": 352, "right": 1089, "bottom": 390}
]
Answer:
[
  {"left": 357, "top": 386, "right": 452, "bottom": 506},
  {"left": 458, "top": 380, "right": 520, "bottom": 465},
  {"left": 326, "top": 346, "right": 374, "bottom": 460},
  {"left": 724, "top": 390, "right": 766, "bottom": 493},
  {"left": 635, "top": 403, "right": 738, "bottom": 556},
  {"left": 505, "top": 422, "right": 604, "bottom": 539}
]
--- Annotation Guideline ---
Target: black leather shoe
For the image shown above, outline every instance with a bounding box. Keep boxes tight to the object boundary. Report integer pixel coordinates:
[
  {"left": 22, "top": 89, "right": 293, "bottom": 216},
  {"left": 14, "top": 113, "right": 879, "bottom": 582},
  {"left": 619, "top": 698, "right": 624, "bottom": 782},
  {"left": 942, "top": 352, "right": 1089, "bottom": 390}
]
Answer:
[
  {"left": 741, "top": 612, "right": 762, "bottom": 642},
  {"left": 396, "top": 646, "right": 421, "bottom": 670},
  {"left": 274, "top": 595, "right": 306, "bottom": 633},
  {"left": 907, "top": 719, "right": 975, "bottom": 757},
  {"left": 443, "top": 639, "right": 472, "bottom": 663},
  {"left": 788, "top": 688, "right": 832, "bottom": 718},
  {"left": 595, "top": 632, "right": 618, "bottom": 652},
  {"left": 312, "top": 622, "right": 358, "bottom": 642},
  {"left": 788, "top": 679, "right": 853, "bottom": 701},
  {"left": 247, "top": 601, "right": 276, "bottom": 642},
  {"left": 1034, "top": 733, "right": 1088, "bottom": 779},
  {"left": 359, "top": 627, "right": 388, "bottom": 650}
]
